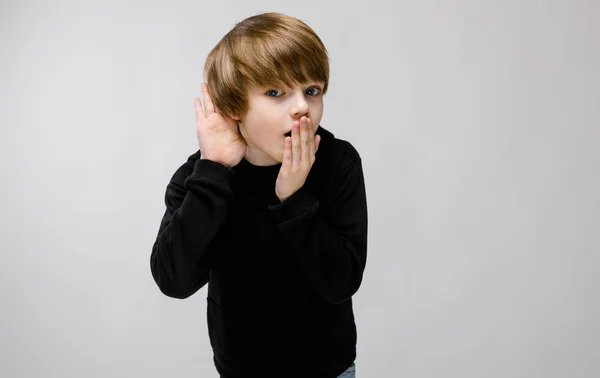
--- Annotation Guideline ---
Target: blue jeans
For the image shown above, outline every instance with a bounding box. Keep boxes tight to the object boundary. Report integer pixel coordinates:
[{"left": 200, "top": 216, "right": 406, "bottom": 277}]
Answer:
[{"left": 336, "top": 362, "right": 356, "bottom": 378}]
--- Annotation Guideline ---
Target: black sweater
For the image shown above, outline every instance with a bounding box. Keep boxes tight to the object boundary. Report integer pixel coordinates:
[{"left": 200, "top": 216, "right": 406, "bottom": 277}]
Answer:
[{"left": 150, "top": 125, "right": 368, "bottom": 378}]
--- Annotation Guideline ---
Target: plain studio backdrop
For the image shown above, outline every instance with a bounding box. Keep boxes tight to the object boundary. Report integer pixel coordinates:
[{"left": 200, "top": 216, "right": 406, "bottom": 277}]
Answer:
[{"left": 1, "top": 0, "right": 598, "bottom": 377}]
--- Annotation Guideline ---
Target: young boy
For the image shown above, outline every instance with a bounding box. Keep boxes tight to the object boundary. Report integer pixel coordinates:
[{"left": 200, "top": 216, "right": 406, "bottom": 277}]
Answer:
[{"left": 150, "top": 12, "right": 368, "bottom": 378}]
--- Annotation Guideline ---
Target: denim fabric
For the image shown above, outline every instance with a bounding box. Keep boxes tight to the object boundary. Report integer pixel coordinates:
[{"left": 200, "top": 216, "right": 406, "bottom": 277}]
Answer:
[{"left": 336, "top": 362, "right": 356, "bottom": 378}]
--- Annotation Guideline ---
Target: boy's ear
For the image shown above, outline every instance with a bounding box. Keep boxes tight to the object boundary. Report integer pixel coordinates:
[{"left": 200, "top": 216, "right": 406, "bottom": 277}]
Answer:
[{"left": 229, "top": 112, "right": 243, "bottom": 122}]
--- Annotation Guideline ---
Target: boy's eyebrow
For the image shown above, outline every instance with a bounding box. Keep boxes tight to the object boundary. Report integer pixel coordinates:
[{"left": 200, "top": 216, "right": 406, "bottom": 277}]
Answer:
[
  {"left": 252, "top": 79, "right": 325, "bottom": 93},
  {"left": 266, "top": 82, "right": 324, "bottom": 89}
]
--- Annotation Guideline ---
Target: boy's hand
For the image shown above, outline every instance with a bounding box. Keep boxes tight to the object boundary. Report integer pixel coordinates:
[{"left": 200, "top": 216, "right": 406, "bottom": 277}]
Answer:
[
  {"left": 195, "top": 82, "right": 247, "bottom": 168},
  {"left": 275, "top": 116, "right": 321, "bottom": 203}
]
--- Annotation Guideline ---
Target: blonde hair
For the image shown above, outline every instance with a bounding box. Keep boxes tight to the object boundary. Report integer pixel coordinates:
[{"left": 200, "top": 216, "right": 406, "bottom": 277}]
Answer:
[{"left": 203, "top": 12, "right": 330, "bottom": 120}]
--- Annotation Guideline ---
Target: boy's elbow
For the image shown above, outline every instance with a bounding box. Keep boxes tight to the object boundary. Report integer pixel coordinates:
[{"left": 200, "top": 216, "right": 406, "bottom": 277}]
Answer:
[
  {"left": 151, "top": 270, "right": 208, "bottom": 299},
  {"left": 155, "top": 281, "right": 196, "bottom": 300},
  {"left": 150, "top": 253, "right": 208, "bottom": 300}
]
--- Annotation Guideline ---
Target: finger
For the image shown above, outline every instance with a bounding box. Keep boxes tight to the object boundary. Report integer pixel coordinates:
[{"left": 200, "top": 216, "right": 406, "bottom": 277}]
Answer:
[
  {"left": 292, "top": 119, "right": 301, "bottom": 169},
  {"left": 283, "top": 136, "right": 292, "bottom": 168},
  {"left": 309, "top": 126, "right": 316, "bottom": 157},
  {"left": 201, "top": 82, "right": 215, "bottom": 115},
  {"left": 194, "top": 97, "right": 205, "bottom": 121},
  {"left": 302, "top": 117, "right": 310, "bottom": 165},
  {"left": 213, "top": 102, "right": 223, "bottom": 116}
]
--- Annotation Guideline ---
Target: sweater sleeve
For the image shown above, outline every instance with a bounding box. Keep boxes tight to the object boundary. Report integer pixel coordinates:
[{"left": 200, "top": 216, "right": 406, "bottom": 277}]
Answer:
[
  {"left": 150, "top": 152, "right": 236, "bottom": 299},
  {"left": 267, "top": 157, "right": 368, "bottom": 305}
]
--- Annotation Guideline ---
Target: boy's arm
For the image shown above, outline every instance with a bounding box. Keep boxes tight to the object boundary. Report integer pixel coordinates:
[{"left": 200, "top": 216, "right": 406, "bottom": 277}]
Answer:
[
  {"left": 150, "top": 151, "right": 236, "bottom": 299},
  {"left": 268, "top": 157, "right": 368, "bottom": 305}
]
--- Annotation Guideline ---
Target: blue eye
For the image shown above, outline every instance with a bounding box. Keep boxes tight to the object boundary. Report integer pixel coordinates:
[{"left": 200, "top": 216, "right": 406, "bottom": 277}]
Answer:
[
  {"left": 266, "top": 89, "right": 284, "bottom": 97},
  {"left": 306, "top": 87, "right": 321, "bottom": 96}
]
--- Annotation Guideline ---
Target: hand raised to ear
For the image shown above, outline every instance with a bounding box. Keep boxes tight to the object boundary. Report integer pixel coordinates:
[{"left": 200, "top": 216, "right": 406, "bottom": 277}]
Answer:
[{"left": 195, "top": 82, "right": 246, "bottom": 168}]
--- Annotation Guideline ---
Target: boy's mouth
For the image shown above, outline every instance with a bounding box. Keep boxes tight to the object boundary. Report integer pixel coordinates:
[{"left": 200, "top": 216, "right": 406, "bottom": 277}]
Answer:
[{"left": 284, "top": 125, "right": 318, "bottom": 138}]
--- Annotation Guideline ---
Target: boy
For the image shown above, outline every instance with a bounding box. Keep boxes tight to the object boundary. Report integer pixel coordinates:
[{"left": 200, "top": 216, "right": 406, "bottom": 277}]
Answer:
[{"left": 150, "top": 12, "right": 367, "bottom": 378}]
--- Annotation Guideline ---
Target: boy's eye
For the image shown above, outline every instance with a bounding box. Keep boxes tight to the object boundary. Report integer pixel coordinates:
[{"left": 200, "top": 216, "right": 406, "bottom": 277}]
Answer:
[
  {"left": 266, "top": 89, "right": 284, "bottom": 97},
  {"left": 265, "top": 87, "right": 322, "bottom": 97},
  {"left": 306, "top": 87, "right": 321, "bottom": 96}
]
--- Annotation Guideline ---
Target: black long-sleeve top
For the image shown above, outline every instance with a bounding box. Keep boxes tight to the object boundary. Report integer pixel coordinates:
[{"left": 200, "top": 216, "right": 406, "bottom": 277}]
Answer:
[{"left": 150, "top": 125, "right": 368, "bottom": 378}]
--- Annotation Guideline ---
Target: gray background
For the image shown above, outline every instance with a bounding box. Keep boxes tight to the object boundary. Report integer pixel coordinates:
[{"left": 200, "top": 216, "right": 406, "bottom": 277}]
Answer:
[{"left": 1, "top": 0, "right": 599, "bottom": 377}]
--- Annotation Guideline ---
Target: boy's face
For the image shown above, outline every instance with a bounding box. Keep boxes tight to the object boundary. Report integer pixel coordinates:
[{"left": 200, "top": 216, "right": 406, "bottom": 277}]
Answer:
[{"left": 233, "top": 81, "right": 324, "bottom": 167}]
